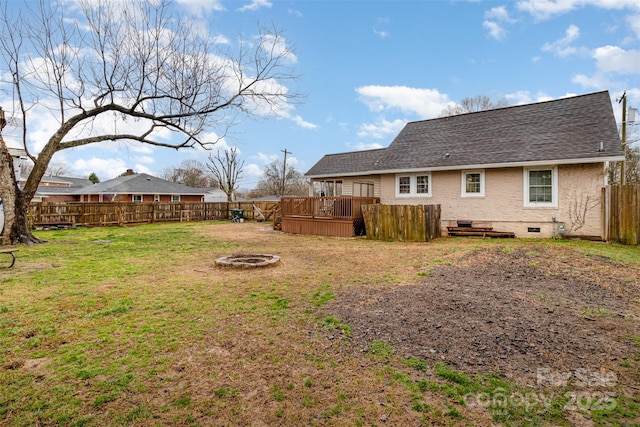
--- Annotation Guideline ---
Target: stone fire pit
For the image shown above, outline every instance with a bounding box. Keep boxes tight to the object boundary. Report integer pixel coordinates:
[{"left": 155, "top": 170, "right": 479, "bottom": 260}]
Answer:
[{"left": 215, "top": 254, "right": 281, "bottom": 269}]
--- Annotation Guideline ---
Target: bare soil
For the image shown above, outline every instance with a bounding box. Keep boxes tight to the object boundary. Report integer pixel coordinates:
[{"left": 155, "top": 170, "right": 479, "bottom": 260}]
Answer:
[{"left": 326, "top": 246, "right": 640, "bottom": 390}]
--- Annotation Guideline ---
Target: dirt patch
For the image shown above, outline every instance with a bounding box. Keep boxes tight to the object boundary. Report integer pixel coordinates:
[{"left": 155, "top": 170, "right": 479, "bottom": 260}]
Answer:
[{"left": 326, "top": 246, "right": 640, "bottom": 387}]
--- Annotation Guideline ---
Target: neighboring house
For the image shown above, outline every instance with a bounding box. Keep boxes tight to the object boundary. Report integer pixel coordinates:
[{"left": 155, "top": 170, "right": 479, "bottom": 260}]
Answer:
[
  {"left": 75, "top": 169, "right": 205, "bottom": 203},
  {"left": 203, "top": 187, "right": 229, "bottom": 203},
  {"left": 26, "top": 175, "right": 94, "bottom": 203},
  {"left": 305, "top": 91, "right": 624, "bottom": 239}
]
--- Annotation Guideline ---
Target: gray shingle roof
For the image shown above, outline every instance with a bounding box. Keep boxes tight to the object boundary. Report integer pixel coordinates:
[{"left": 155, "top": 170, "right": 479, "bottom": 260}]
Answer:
[
  {"left": 305, "top": 148, "right": 387, "bottom": 177},
  {"left": 306, "top": 91, "right": 623, "bottom": 177},
  {"left": 75, "top": 173, "right": 206, "bottom": 195}
]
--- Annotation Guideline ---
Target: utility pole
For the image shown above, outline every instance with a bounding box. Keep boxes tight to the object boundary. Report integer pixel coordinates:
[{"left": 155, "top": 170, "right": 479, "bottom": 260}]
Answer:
[
  {"left": 619, "top": 92, "right": 627, "bottom": 185},
  {"left": 281, "top": 149, "right": 291, "bottom": 196}
]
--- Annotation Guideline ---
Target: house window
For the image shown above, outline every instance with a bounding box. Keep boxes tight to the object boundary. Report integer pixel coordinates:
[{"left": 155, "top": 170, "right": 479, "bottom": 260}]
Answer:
[
  {"left": 396, "top": 173, "right": 432, "bottom": 197},
  {"left": 171, "top": 195, "right": 180, "bottom": 202},
  {"left": 312, "top": 180, "right": 343, "bottom": 197},
  {"left": 154, "top": 194, "right": 160, "bottom": 202},
  {"left": 132, "top": 194, "right": 142, "bottom": 202},
  {"left": 353, "top": 182, "right": 374, "bottom": 197},
  {"left": 416, "top": 175, "right": 429, "bottom": 194},
  {"left": 524, "top": 166, "right": 558, "bottom": 207},
  {"left": 461, "top": 170, "right": 485, "bottom": 197},
  {"left": 398, "top": 176, "right": 411, "bottom": 194}
]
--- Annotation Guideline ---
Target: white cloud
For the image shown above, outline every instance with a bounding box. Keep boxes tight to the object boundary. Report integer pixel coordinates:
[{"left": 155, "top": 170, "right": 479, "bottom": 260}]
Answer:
[
  {"left": 541, "top": 24, "right": 581, "bottom": 56},
  {"left": 572, "top": 73, "right": 605, "bottom": 88},
  {"left": 287, "top": 114, "right": 317, "bottom": 130},
  {"left": 357, "top": 118, "right": 406, "bottom": 140},
  {"left": 254, "top": 152, "right": 280, "bottom": 165},
  {"left": 483, "top": 6, "right": 516, "bottom": 40},
  {"left": 374, "top": 17, "right": 390, "bottom": 39},
  {"left": 483, "top": 20, "right": 507, "bottom": 40},
  {"left": 374, "top": 29, "right": 390, "bottom": 39},
  {"left": 518, "top": 0, "right": 640, "bottom": 20},
  {"left": 351, "top": 142, "right": 385, "bottom": 151},
  {"left": 213, "top": 33, "right": 230, "bottom": 45},
  {"left": 593, "top": 45, "right": 640, "bottom": 74},
  {"left": 244, "top": 163, "right": 263, "bottom": 179},
  {"left": 485, "top": 6, "right": 516, "bottom": 22},
  {"left": 356, "top": 85, "right": 454, "bottom": 119},
  {"left": 237, "top": 0, "right": 272, "bottom": 12},
  {"left": 259, "top": 33, "right": 297, "bottom": 63},
  {"left": 72, "top": 157, "right": 129, "bottom": 180},
  {"left": 175, "top": 0, "right": 225, "bottom": 15},
  {"left": 573, "top": 44, "right": 640, "bottom": 89},
  {"left": 504, "top": 90, "right": 557, "bottom": 104}
]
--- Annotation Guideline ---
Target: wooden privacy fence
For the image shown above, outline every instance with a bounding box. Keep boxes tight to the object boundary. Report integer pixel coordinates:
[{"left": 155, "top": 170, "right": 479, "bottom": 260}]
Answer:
[
  {"left": 362, "top": 204, "right": 441, "bottom": 242},
  {"left": 29, "top": 201, "right": 279, "bottom": 227},
  {"left": 605, "top": 185, "right": 640, "bottom": 245}
]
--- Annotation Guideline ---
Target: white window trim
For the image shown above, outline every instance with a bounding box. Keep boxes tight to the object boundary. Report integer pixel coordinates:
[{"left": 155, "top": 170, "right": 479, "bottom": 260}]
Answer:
[
  {"left": 132, "top": 194, "right": 142, "bottom": 202},
  {"left": 154, "top": 194, "right": 160, "bottom": 202},
  {"left": 461, "top": 169, "right": 485, "bottom": 197},
  {"left": 523, "top": 166, "right": 558, "bottom": 208},
  {"left": 171, "top": 195, "right": 180, "bottom": 202},
  {"left": 395, "top": 173, "right": 432, "bottom": 198}
]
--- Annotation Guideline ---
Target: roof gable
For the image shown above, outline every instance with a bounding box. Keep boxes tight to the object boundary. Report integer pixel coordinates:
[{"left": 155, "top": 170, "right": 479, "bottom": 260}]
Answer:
[{"left": 306, "top": 91, "right": 623, "bottom": 177}]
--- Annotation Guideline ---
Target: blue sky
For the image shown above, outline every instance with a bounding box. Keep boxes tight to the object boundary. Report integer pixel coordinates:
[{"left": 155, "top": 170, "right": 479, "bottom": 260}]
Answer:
[{"left": 2, "top": 0, "right": 639, "bottom": 189}]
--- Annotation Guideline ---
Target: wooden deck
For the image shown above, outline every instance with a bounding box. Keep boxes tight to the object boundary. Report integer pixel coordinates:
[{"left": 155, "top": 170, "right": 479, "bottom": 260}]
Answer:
[{"left": 280, "top": 196, "right": 378, "bottom": 237}]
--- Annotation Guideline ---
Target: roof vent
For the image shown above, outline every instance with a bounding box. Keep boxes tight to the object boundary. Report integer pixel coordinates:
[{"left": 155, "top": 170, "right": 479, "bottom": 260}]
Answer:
[
  {"left": 598, "top": 141, "right": 605, "bottom": 152},
  {"left": 444, "top": 153, "right": 450, "bottom": 159}
]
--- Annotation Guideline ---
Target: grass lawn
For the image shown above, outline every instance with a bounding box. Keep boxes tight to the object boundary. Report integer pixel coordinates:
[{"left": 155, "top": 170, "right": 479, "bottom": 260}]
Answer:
[{"left": 1, "top": 221, "right": 639, "bottom": 426}]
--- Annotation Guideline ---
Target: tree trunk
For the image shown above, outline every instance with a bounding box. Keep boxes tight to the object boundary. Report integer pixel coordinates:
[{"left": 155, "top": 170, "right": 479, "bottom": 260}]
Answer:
[
  {"left": 0, "top": 140, "right": 17, "bottom": 245},
  {"left": 0, "top": 136, "right": 43, "bottom": 245}
]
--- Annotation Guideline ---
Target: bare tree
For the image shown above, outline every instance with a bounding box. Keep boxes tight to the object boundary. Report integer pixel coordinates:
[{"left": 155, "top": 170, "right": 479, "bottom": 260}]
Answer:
[
  {"left": 45, "top": 162, "right": 70, "bottom": 177},
  {"left": 440, "top": 95, "right": 510, "bottom": 117},
  {"left": 254, "top": 160, "right": 308, "bottom": 197},
  {"left": 0, "top": 0, "right": 300, "bottom": 244},
  {"left": 608, "top": 125, "right": 640, "bottom": 185},
  {"left": 206, "top": 148, "right": 244, "bottom": 202},
  {"left": 159, "top": 160, "right": 216, "bottom": 188}
]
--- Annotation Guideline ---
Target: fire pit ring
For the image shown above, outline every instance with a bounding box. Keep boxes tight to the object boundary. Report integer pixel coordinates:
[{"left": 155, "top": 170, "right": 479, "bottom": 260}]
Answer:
[{"left": 215, "top": 254, "right": 281, "bottom": 269}]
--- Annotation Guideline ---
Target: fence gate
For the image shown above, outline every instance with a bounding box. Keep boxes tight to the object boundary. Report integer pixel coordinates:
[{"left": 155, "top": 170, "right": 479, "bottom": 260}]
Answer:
[{"left": 605, "top": 185, "right": 640, "bottom": 245}]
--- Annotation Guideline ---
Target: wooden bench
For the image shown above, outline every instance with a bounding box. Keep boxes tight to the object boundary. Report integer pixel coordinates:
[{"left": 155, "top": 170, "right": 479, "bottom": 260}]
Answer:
[{"left": 0, "top": 248, "right": 18, "bottom": 268}]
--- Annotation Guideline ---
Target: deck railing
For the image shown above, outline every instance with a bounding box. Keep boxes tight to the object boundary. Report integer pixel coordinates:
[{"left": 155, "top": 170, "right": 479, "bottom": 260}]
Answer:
[{"left": 280, "top": 196, "right": 379, "bottom": 220}]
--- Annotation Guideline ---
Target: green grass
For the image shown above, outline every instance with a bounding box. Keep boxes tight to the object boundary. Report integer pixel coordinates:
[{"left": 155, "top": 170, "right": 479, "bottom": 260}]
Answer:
[{"left": 1, "top": 223, "right": 638, "bottom": 426}]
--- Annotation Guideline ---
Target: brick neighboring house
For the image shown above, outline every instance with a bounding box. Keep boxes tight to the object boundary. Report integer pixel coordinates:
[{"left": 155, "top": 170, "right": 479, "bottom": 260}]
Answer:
[
  {"left": 305, "top": 91, "right": 624, "bottom": 239},
  {"left": 75, "top": 169, "right": 206, "bottom": 203},
  {"left": 19, "top": 175, "right": 93, "bottom": 203}
]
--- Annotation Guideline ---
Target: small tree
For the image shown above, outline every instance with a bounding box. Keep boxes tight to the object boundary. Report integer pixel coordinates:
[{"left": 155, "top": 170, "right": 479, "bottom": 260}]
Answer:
[
  {"left": 206, "top": 148, "right": 244, "bottom": 203},
  {"left": 254, "top": 160, "right": 308, "bottom": 197},
  {"left": 159, "top": 160, "right": 216, "bottom": 188},
  {"left": 88, "top": 172, "right": 100, "bottom": 184}
]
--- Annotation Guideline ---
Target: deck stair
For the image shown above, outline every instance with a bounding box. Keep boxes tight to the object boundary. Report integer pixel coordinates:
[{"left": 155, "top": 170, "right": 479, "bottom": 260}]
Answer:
[{"left": 447, "top": 221, "right": 515, "bottom": 238}]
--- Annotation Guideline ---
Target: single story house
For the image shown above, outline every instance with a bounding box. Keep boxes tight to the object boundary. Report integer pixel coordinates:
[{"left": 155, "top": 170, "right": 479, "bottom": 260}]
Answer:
[
  {"left": 75, "top": 169, "right": 206, "bottom": 203},
  {"left": 305, "top": 91, "right": 624, "bottom": 239},
  {"left": 22, "top": 175, "right": 94, "bottom": 203}
]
